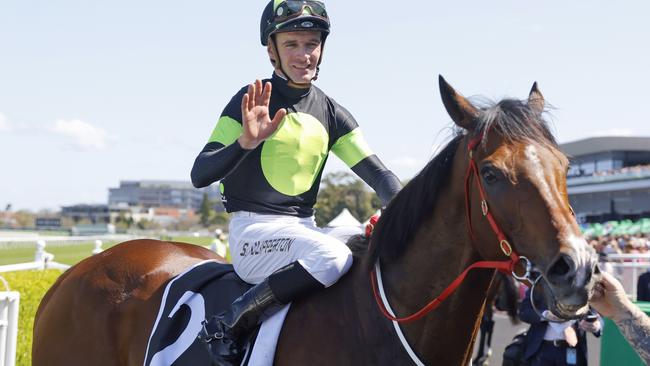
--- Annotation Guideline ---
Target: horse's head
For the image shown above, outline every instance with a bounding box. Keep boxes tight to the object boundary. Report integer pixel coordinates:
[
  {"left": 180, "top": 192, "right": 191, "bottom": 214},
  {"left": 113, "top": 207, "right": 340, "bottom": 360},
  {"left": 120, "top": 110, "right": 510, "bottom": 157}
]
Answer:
[{"left": 439, "top": 76, "right": 599, "bottom": 319}]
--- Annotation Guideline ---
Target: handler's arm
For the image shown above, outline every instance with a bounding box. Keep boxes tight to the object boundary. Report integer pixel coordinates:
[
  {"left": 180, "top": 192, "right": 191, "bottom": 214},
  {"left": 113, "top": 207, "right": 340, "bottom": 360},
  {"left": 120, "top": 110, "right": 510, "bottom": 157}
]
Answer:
[{"left": 591, "top": 271, "right": 650, "bottom": 364}]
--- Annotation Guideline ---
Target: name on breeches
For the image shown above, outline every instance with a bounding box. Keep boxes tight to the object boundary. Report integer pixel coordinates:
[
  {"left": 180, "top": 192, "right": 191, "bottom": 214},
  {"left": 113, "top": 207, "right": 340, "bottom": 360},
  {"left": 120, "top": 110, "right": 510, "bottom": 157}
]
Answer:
[{"left": 240, "top": 238, "right": 295, "bottom": 256}]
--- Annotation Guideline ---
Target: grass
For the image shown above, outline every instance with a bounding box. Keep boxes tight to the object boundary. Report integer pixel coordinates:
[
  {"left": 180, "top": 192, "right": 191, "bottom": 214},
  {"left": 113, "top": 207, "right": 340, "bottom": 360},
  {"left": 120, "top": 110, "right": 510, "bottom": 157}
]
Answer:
[
  {"left": 0, "top": 242, "right": 119, "bottom": 266},
  {"left": 1, "top": 270, "right": 63, "bottom": 366},
  {"left": 168, "top": 236, "right": 214, "bottom": 246},
  {"left": 0, "top": 236, "right": 218, "bottom": 266}
]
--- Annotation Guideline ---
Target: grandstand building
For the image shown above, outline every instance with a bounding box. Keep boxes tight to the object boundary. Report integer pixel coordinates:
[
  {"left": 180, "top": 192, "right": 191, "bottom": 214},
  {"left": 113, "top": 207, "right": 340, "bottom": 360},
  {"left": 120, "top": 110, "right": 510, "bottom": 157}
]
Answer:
[
  {"left": 561, "top": 136, "right": 650, "bottom": 223},
  {"left": 108, "top": 180, "right": 223, "bottom": 212}
]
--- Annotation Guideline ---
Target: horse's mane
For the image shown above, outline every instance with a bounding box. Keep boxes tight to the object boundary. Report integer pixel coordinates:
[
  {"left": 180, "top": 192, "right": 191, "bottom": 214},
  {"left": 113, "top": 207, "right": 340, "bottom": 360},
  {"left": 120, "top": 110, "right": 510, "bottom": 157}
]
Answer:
[{"left": 366, "top": 98, "right": 559, "bottom": 267}]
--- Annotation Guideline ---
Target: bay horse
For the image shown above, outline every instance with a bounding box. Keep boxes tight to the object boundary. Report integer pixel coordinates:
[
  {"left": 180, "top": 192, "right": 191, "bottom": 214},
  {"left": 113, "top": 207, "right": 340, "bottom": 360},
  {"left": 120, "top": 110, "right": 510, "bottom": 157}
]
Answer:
[{"left": 33, "top": 76, "right": 598, "bottom": 365}]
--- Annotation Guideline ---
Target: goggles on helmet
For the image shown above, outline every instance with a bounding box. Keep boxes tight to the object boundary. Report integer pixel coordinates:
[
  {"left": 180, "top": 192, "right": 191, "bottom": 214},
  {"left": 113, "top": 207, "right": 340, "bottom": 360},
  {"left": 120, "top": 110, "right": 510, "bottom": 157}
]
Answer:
[{"left": 273, "top": 1, "right": 328, "bottom": 24}]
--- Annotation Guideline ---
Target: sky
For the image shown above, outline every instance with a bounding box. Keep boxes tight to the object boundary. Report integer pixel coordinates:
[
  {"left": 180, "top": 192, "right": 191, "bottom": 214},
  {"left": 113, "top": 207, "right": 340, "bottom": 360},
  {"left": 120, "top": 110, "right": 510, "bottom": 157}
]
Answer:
[{"left": 2, "top": 1, "right": 650, "bottom": 212}]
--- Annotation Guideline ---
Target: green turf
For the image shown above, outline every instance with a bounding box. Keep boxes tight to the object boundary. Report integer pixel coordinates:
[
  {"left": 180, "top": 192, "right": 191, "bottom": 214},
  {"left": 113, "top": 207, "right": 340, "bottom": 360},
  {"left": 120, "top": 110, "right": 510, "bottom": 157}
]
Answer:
[
  {"left": 169, "top": 236, "right": 214, "bottom": 246},
  {"left": 0, "top": 242, "right": 119, "bottom": 266},
  {"left": 0, "top": 237, "right": 219, "bottom": 266}
]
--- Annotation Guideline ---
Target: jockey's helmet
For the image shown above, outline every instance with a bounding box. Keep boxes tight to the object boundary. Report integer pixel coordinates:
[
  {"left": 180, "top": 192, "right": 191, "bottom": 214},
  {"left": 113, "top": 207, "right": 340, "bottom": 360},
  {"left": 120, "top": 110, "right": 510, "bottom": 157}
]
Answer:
[{"left": 260, "top": 0, "right": 330, "bottom": 46}]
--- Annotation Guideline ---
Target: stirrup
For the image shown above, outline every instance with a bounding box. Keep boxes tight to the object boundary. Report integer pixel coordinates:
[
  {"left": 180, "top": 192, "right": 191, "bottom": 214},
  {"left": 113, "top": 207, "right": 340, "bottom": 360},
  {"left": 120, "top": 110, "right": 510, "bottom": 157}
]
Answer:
[
  {"left": 198, "top": 316, "right": 246, "bottom": 366},
  {"left": 198, "top": 317, "right": 226, "bottom": 343}
]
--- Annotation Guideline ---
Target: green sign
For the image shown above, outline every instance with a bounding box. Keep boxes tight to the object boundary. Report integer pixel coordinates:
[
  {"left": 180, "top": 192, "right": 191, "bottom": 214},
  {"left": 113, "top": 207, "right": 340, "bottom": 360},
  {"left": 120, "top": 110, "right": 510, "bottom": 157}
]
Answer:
[{"left": 600, "top": 302, "right": 650, "bottom": 366}]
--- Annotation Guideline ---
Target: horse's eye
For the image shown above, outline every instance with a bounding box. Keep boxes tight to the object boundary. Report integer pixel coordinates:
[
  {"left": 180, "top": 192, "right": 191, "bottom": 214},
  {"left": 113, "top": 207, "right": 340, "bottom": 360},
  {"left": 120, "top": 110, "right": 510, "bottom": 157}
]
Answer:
[{"left": 481, "top": 167, "right": 498, "bottom": 184}]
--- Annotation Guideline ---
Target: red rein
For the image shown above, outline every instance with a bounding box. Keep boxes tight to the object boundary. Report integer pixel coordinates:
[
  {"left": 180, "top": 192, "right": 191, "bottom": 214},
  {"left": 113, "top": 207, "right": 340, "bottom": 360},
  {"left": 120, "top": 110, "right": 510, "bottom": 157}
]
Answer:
[{"left": 371, "top": 134, "right": 522, "bottom": 323}]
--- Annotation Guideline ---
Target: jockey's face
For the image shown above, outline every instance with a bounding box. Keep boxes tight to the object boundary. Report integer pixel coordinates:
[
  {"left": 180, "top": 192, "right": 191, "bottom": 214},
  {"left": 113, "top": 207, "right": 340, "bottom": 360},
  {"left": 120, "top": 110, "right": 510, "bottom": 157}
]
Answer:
[{"left": 268, "top": 31, "right": 322, "bottom": 86}]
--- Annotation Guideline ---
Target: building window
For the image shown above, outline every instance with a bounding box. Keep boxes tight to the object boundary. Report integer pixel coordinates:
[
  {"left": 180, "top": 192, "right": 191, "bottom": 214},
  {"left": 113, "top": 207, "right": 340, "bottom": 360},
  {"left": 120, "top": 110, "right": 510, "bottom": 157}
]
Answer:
[{"left": 596, "top": 159, "right": 614, "bottom": 172}]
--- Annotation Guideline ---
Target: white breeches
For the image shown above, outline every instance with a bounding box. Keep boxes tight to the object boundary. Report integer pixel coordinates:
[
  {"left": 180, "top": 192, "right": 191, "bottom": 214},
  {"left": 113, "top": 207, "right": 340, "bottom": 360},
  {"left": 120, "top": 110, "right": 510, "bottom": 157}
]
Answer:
[{"left": 228, "top": 211, "right": 357, "bottom": 287}]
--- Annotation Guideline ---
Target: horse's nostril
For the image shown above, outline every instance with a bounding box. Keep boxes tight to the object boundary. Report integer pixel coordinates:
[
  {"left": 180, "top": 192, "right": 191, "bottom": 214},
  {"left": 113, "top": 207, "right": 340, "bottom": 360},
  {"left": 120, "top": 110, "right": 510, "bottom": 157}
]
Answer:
[
  {"left": 548, "top": 254, "right": 573, "bottom": 279},
  {"left": 584, "top": 264, "right": 593, "bottom": 284},
  {"left": 594, "top": 264, "right": 601, "bottom": 275}
]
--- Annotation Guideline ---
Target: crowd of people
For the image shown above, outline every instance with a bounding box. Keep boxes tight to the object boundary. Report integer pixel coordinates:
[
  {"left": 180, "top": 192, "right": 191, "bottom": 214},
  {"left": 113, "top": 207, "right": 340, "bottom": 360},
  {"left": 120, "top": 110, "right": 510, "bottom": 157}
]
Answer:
[
  {"left": 569, "top": 163, "right": 650, "bottom": 178},
  {"left": 588, "top": 233, "right": 650, "bottom": 256},
  {"left": 592, "top": 164, "right": 650, "bottom": 178}
]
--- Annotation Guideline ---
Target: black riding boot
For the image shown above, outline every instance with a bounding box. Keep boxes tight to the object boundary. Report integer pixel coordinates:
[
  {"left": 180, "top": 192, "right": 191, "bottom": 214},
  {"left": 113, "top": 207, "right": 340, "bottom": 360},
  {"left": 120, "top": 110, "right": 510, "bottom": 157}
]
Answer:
[{"left": 198, "top": 261, "right": 324, "bottom": 366}]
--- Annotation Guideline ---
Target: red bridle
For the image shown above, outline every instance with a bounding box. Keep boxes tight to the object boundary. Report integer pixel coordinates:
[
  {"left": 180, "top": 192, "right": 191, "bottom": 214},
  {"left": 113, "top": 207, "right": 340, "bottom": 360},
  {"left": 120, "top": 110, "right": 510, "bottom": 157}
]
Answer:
[{"left": 370, "top": 132, "right": 530, "bottom": 323}]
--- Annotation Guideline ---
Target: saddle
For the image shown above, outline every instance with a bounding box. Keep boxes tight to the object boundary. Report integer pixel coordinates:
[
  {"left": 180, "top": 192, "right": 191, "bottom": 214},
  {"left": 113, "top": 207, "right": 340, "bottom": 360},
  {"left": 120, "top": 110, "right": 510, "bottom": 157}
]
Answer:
[{"left": 143, "top": 260, "right": 257, "bottom": 366}]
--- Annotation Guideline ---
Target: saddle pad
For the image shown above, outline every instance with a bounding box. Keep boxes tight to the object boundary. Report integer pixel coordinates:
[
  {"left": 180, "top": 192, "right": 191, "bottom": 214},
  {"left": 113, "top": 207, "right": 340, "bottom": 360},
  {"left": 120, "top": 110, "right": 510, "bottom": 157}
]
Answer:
[{"left": 143, "top": 260, "right": 254, "bottom": 366}]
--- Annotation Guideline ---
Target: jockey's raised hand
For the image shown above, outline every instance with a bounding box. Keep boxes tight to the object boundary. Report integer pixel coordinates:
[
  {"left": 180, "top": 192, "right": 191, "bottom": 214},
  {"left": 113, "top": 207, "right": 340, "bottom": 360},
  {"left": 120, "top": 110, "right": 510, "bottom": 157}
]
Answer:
[{"left": 238, "top": 79, "right": 286, "bottom": 150}]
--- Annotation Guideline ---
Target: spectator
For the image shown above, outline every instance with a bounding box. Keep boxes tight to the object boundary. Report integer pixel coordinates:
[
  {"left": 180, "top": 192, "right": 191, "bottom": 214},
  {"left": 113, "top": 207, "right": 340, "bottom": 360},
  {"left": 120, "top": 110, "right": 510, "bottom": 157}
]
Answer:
[
  {"left": 637, "top": 268, "right": 650, "bottom": 302},
  {"left": 519, "top": 288, "right": 601, "bottom": 365},
  {"left": 210, "top": 228, "right": 228, "bottom": 258},
  {"left": 602, "top": 240, "right": 621, "bottom": 255}
]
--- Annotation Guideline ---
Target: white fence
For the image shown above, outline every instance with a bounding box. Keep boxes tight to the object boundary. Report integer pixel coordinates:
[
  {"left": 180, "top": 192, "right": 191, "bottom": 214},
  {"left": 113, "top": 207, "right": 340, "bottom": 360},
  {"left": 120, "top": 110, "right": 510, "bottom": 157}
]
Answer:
[
  {"left": 0, "top": 286, "right": 19, "bottom": 366},
  {"left": 0, "top": 234, "right": 134, "bottom": 249},
  {"left": 0, "top": 239, "right": 77, "bottom": 366},
  {"left": 0, "top": 240, "right": 71, "bottom": 274},
  {"left": 603, "top": 253, "right": 650, "bottom": 301}
]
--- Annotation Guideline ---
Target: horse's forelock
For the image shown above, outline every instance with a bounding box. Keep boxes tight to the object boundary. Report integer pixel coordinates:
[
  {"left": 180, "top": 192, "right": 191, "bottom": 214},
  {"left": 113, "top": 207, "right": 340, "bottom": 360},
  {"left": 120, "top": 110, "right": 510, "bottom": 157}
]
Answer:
[{"left": 475, "top": 98, "right": 558, "bottom": 150}]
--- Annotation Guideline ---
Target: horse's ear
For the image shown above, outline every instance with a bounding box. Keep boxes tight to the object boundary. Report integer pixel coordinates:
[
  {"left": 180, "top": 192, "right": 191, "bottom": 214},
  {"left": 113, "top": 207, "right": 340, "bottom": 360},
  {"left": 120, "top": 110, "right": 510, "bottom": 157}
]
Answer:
[
  {"left": 438, "top": 75, "right": 479, "bottom": 130},
  {"left": 528, "top": 82, "right": 545, "bottom": 115}
]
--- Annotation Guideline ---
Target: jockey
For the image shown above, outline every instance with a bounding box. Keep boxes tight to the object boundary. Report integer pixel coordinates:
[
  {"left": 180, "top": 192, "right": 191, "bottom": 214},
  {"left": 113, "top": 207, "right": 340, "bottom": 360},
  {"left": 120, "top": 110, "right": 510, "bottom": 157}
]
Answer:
[{"left": 192, "top": 1, "right": 402, "bottom": 364}]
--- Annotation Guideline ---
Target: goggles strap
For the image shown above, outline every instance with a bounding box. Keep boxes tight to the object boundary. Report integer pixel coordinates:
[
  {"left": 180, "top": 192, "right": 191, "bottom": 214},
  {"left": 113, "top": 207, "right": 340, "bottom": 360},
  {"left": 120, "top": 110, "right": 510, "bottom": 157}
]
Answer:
[
  {"left": 272, "top": 37, "right": 298, "bottom": 86},
  {"left": 312, "top": 40, "right": 325, "bottom": 81}
]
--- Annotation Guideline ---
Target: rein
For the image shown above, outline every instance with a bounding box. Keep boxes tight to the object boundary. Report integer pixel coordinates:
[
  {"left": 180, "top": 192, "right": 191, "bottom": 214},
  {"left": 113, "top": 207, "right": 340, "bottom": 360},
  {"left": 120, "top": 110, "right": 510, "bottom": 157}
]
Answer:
[{"left": 370, "top": 133, "right": 532, "bottom": 324}]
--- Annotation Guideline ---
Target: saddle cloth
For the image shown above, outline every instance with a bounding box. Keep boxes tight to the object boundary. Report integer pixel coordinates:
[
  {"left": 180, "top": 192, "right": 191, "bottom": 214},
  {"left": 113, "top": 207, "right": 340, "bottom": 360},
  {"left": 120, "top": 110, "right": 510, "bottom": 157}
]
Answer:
[{"left": 143, "top": 260, "right": 289, "bottom": 366}]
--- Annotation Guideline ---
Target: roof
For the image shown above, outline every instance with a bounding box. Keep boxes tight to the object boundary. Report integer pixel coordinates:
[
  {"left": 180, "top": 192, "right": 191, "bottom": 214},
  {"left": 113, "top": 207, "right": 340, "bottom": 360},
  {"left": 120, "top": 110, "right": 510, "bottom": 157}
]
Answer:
[
  {"left": 559, "top": 136, "right": 650, "bottom": 157},
  {"left": 120, "top": 180, "right": 194, "bottom": 189},
  {"left": 326, "top": 208, "right": 361, "bottom": 227}
]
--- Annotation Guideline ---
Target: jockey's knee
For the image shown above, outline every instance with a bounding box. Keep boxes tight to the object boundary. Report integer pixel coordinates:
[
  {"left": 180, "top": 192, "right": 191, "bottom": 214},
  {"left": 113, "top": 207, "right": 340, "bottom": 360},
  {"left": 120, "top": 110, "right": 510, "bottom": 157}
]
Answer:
[
  {"left": 329, "top": 243, "right": 353, "bottom": 283},
  {"left": 302, "top": 240, "right": 352, "bottom": 288}
]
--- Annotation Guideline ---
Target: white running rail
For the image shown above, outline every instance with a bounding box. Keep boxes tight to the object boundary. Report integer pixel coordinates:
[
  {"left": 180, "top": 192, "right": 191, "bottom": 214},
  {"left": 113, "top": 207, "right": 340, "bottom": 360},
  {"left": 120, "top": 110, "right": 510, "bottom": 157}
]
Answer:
[
  {"left": 0, "top": 290, "right": 19, "bottom": 366},
  {"left": 0, "top": 240, "right": 71, "bottom": 273}
]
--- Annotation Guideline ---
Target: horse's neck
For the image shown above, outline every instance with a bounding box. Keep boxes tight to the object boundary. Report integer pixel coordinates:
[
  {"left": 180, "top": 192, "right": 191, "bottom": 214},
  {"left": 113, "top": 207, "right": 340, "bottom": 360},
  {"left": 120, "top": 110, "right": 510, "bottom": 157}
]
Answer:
[
  {"left": 278, "top": 222, "right": 493, "bottom": 365},
  {"left": 378, "top": 159, "right": 495, "bottom": 364},
  {"left": 278, "top": 143, "right": 494, "bottom": 364}
]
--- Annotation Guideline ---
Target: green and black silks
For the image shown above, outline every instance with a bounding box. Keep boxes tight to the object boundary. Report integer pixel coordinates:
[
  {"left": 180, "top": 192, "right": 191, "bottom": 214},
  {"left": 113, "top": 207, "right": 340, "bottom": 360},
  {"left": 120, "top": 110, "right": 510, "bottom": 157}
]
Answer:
[{"left": 191, "top": 73, "right": 401, "bottom": 217}]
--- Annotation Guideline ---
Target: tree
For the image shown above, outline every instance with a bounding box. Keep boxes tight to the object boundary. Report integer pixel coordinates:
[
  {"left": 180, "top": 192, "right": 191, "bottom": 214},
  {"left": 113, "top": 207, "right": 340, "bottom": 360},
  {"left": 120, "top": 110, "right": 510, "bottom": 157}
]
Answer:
[
  {"left": 314, "top": 172, "right": 381, "bottom": 226},
  {"left": 210, "top": 211, "right": 230, "bottom": 226},
  {"left": 199, "top": 192, "right": 214, "bottom": 228},
  {"left": 136, "top": 218, "right": 161, "bottom": 230},
  {"left": 14, "top": 210, "right": 35, "bottom": 228}
]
